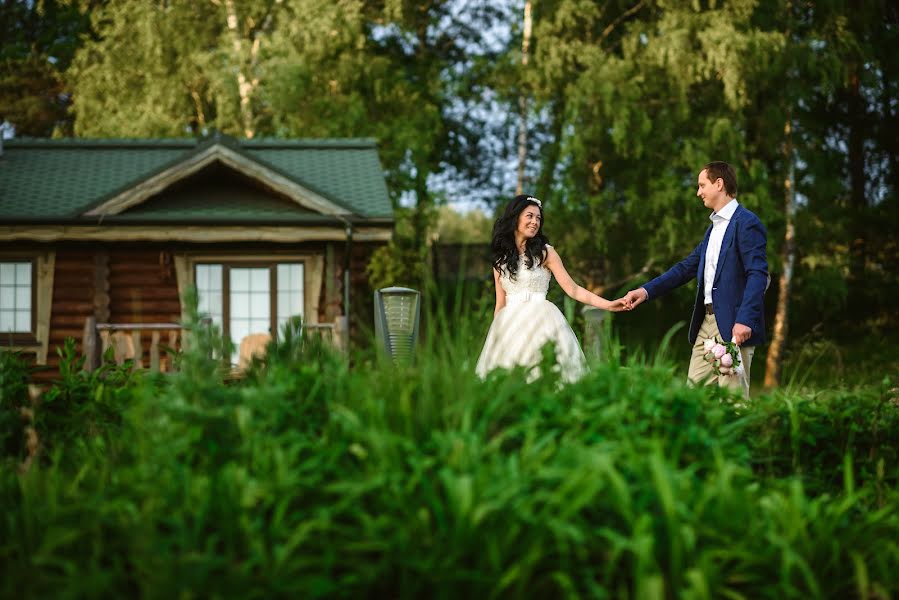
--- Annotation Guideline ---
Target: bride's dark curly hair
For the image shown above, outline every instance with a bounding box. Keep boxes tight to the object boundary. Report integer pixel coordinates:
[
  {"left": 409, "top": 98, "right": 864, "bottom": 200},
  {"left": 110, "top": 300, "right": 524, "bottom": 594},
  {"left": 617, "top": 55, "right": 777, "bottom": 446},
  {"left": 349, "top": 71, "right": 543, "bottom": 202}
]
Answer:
[{"left": 491, "top": 194, "right": 549, "bottom": 279}]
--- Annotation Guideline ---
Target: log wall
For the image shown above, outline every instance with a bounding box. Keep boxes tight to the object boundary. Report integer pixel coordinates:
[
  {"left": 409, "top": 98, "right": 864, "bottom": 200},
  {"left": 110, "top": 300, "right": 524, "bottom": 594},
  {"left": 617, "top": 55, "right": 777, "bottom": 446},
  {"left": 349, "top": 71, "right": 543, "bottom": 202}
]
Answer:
[
  {"left": 107, "top": 250, "right": 181, "bottom": 324},
  {"left": 45, "top": 249, "right": 96, "bottom": 376},
  {"left": 6, "top": 239, "right": 387, "bottom": 381},
  {"left": 107, "top": 249, "right": 182, "bottom": 369}
]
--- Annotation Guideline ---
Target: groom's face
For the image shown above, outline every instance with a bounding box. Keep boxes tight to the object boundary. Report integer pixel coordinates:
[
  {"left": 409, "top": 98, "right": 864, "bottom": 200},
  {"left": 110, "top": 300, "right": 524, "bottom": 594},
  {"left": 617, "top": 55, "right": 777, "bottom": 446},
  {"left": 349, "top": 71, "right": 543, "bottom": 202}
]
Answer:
[{"left": 697, "top": 169, "right": 726, "bottom": 211}]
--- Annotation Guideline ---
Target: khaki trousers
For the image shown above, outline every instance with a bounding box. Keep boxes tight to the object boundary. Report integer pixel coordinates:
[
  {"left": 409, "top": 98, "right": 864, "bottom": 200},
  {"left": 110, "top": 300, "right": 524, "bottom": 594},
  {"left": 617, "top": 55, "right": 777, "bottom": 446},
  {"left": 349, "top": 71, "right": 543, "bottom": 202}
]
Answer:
[{"left": 687, "top": 313, "right": 754, "bottom": 398}]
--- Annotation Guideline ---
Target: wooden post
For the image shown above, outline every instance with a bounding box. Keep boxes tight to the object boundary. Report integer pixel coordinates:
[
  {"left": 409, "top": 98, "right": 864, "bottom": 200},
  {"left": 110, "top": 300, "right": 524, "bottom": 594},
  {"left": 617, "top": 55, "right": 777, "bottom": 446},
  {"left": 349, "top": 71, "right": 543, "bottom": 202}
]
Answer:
[
  {"left": 82, "top": 316, "right": 100, "bottom": 372},
  {"left": 324, "top": 243, "right": 338, "bottom": 321},
  {"left": 99, "top": 330, "right": 111, "bottom": 363},
  {"left": 150, "top": 330, "right": 161, "bottom": 372},
  {"left": 93, "top": 253, "right": 110, "bottom": 322},
  {"left": 131, "top": 330, "right": 142, "bottom": 371},
  {"left": 333, "top": 316, "right": 347, "bottom": 353},
  {"left": 167, "top": 329, "right": 179, "bottom": 372}
]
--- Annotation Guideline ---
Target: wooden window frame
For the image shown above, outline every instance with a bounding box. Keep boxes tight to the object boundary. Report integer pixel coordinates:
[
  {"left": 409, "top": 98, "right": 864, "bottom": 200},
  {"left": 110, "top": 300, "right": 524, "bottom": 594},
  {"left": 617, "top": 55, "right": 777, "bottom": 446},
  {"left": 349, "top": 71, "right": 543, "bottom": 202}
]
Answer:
[
  {"left": 0, "top": 257, "right": 38, "bottom": 347},
  {"left": 193, "top": 260, "right": 306, "bottom": 343}
]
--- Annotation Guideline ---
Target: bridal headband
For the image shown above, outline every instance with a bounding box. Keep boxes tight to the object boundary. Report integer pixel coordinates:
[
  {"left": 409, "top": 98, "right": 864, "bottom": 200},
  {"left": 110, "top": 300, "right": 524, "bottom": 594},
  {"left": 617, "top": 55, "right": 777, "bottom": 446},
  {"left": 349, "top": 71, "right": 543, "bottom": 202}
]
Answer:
[{"left": 526, "top": 196, "right": 542, "bottom": 207}]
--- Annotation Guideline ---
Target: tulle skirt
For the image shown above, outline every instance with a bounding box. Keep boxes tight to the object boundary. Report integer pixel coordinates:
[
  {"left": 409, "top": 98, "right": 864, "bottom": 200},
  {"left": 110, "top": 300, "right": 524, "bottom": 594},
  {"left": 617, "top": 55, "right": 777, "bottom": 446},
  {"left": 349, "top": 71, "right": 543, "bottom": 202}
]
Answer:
[{"left": 475, "top": 295, "right": 586, "bottom": 383}]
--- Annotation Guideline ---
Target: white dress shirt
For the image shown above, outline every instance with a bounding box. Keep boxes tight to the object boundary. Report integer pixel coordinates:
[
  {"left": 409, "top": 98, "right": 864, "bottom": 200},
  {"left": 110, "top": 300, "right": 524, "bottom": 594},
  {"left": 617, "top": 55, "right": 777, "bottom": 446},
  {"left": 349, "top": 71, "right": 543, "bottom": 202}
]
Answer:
[{"left": 703, "top": 198, "right": 739, "bottom": 305}]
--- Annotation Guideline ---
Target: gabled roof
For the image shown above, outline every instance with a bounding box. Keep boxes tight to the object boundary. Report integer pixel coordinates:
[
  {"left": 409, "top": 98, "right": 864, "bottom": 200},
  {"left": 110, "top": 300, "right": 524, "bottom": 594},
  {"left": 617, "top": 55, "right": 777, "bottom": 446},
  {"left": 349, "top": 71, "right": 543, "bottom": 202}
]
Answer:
[{"left": 0, "top": 135, "right": 393, "bottom": 223}]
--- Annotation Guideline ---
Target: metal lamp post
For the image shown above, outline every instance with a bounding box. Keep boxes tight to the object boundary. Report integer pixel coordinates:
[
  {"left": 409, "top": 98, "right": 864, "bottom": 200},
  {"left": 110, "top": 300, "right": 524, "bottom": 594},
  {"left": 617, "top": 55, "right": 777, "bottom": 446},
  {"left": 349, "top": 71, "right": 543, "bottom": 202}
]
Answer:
[{"left": 374, "top": 286, "right": 421, "bottom": 362}]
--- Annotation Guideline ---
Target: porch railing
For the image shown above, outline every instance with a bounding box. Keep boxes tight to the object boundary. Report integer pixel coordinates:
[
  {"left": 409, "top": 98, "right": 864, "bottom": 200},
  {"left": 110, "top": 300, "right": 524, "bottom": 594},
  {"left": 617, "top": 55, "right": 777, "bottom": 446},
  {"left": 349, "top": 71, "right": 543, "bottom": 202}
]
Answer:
[
  {"left": 81, "top": 316, "right": 347, "bottom": 373},
  {"left": 234, "top": 319, "right": 346, "bottom": 369},
  {"left": 81, "top": 317, "right": 193, "bottom": 373}
]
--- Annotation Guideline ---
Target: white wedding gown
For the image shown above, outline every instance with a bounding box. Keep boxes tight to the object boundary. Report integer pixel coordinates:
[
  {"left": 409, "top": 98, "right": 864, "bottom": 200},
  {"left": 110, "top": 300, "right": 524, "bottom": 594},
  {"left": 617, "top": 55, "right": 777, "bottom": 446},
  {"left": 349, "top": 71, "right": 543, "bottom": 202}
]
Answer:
[{"left": 476, "top": 248, "right": 587, "bottom": 383}]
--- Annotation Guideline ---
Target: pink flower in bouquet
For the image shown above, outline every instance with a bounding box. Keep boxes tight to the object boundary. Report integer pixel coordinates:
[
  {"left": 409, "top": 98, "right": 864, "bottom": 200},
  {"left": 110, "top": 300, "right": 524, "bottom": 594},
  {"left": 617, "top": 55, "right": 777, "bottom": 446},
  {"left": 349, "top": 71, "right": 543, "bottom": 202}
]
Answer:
[{"left": 701, "top": 338, "right": 742, "bottom": 377}]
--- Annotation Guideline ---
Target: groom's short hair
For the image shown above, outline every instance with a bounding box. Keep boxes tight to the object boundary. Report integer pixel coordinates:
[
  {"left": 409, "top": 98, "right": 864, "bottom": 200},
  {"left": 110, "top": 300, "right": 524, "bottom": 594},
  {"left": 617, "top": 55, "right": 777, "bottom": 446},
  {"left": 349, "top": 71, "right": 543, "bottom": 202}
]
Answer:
[{"left": 703, "top": 161, "right": 738, "bottom": 197}]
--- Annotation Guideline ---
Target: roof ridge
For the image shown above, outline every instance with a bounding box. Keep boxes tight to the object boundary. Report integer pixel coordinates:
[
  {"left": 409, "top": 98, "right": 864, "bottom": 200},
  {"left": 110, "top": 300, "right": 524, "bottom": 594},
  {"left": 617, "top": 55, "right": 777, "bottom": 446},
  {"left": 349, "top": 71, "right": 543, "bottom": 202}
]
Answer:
[{"left": 244, "top": 138, "right": 378, "bottom": 149}]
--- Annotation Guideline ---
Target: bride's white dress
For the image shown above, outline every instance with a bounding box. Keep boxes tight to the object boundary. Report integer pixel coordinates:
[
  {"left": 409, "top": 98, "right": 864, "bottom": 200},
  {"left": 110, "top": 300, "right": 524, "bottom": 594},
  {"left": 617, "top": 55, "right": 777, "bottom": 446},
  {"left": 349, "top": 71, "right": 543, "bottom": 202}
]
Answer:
[{"left": 476, "top": 248, "right": 587, "bottom": 383}]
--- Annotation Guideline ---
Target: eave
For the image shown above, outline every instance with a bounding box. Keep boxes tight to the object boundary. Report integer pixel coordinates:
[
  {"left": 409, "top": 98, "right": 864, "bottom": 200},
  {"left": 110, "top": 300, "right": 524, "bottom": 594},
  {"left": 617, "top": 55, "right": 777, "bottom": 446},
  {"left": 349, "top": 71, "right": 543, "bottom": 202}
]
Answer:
[{"left": 0, "top": 224, "right": 394, "bottom": 243}]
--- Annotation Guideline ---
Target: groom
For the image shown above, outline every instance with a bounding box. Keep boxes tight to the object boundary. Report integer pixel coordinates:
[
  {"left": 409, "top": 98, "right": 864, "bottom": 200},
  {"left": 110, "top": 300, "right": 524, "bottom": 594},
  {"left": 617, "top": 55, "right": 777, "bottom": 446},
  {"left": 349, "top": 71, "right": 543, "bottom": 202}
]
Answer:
[{"left": 623, "top": 161, "right": 768, "bottom": 396}]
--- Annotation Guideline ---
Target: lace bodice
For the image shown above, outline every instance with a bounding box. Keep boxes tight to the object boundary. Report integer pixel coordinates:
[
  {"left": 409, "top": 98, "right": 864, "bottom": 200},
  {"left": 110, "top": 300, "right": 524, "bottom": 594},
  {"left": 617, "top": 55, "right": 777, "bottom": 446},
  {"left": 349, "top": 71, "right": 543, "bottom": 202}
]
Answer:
[{"left": 500, "top": 251, "right": 552, "bottom": 297}]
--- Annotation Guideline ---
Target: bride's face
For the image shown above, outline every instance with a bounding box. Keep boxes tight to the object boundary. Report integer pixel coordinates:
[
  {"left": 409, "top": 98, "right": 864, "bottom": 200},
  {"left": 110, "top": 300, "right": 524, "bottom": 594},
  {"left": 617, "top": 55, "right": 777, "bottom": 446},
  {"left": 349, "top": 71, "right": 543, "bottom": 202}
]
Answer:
[{"left": 516, "top": 205, "right": 542, "bottom": 240}]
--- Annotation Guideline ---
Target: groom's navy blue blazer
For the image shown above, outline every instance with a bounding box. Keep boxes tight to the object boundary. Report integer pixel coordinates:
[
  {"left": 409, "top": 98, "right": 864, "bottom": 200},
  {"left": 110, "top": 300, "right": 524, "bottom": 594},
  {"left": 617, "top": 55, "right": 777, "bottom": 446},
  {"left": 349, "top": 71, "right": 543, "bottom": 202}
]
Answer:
[{"left": 643, "top": 204, "right": 769, "bottom": 347}]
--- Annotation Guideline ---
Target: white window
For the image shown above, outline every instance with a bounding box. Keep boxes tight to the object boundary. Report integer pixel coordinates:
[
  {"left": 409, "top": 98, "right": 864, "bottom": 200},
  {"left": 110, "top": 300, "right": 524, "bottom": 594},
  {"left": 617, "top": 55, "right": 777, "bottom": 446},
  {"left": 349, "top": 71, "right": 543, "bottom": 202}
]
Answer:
[
  {"left": 196, "top": 264, "right": 224, "bottom": 328},
  {"left": 194, "top": 262, "right": 304, "bottom": 364},
  {"left": 0, "top": 261, "right": 34, "bottom": 341}
]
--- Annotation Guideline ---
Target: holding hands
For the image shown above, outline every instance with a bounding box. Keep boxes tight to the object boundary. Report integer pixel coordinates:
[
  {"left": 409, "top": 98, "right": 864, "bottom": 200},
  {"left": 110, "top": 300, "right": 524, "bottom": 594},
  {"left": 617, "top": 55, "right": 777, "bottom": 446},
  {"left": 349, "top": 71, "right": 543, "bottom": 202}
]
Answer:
[
  {"left": 614, "top": 286, "right": 754, "bottom": 347},
  {"left": 620, "top": 287, "right": 648, "bottom": 311},
  {"left": 604, "top": 297, "right": 632, "bottom": 312}
]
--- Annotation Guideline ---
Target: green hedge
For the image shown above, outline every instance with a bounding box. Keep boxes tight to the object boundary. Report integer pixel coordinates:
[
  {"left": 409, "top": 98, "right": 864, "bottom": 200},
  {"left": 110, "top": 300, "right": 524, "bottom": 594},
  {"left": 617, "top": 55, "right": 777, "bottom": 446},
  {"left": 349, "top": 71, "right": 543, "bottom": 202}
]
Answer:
[{"left": 2, "top": 322, "right": 898, "bottom": 598}]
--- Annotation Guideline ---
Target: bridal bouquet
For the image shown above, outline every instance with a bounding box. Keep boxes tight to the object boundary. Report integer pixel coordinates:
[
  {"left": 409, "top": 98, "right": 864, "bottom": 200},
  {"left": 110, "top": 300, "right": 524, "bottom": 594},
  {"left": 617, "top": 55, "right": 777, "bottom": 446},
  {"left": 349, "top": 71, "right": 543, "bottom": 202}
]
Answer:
[{"left": 702, "top": 338, "right": 743, "bottom": 377}]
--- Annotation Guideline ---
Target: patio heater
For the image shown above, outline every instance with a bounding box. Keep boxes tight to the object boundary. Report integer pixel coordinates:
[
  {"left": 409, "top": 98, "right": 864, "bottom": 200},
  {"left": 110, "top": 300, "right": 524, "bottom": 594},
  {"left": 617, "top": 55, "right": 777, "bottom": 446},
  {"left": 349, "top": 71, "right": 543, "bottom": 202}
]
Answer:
[{"left": 373, "top": 286, "right": 421, "bottom": 362}]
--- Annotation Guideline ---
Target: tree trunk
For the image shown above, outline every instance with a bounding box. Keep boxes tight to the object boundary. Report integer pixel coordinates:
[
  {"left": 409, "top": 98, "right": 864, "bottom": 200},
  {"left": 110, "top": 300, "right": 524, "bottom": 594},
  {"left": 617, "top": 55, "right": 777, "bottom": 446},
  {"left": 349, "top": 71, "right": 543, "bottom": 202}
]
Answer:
[
  {"left": 764, "top": 118, "right": 796, "bottom": 389},
  {"left": 845, "top": 63, "right": 871, "bottom": 312},
  {"left": 516, "top": 0, "right": 532, "bottom": 195},
  {"left": 189, "top": 86, "right": 208, "bottom": 134},
  {"left": 536, "top": 94, "right": 565, "bottom": 200},
  {"left": 847, "top": 66, "right": 866, "bottom": 210},
  {"left": 411, "top": 170, "right": 434, "bottom": 288},
  {"left": 223, "top": 0, "right": 257, "bottom": 139},
  {"left": 881, "top": 66, "right": 898, "bottom": 205}
]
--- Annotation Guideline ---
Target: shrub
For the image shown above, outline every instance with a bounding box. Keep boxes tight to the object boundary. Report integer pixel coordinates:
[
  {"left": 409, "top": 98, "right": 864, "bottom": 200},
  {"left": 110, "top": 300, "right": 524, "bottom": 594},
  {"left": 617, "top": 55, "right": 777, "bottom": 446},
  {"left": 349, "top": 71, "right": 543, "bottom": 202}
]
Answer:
[
  {"left": 2, "top": 323, "right": 898, "bottom": 598},
  {"left": 35, "top": 339, "right": 142, "bottom": 461},
  {"left": 0, "top": 350, "right": 32, "bottom": 462}
]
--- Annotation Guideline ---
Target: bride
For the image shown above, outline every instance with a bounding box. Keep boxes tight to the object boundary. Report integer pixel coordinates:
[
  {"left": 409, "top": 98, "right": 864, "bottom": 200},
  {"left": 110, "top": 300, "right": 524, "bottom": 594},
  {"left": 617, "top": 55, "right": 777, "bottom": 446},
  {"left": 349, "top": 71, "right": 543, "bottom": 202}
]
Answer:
[{"left": 475, "top": 195, "right": 629, "bottom": 382}]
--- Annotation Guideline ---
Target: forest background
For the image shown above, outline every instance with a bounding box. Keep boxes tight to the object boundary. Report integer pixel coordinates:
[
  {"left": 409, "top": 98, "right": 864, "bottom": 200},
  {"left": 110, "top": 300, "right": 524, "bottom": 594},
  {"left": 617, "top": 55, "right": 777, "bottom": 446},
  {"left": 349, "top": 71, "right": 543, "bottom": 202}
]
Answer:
[{"left": 2, "top": 0, "right": 897, "bottom": 388}]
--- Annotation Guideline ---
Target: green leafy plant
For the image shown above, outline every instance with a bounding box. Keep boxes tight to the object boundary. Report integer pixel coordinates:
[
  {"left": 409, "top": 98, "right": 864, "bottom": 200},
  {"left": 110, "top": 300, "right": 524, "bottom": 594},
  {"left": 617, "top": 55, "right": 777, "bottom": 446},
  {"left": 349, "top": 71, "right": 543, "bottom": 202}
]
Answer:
[
  {"left": 36, "top": 339, "right": 141, "bottom": 457},
  {"left": 2, "top": 315, "right": 899, "bottom": 599},
  {"left": 0, "top": 350, "right": 33, "bottom": 461}
]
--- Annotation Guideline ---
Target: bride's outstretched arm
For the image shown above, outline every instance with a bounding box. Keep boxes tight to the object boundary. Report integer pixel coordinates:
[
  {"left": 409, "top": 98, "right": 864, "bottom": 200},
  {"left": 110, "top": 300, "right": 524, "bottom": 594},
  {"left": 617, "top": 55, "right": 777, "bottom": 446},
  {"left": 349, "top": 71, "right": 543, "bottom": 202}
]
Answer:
[
  {"left": 492, "top": 267, "right": 507, "bottom": 317},
  {"left": 544, "top": 247, "right": 629, "bottom": 312}
]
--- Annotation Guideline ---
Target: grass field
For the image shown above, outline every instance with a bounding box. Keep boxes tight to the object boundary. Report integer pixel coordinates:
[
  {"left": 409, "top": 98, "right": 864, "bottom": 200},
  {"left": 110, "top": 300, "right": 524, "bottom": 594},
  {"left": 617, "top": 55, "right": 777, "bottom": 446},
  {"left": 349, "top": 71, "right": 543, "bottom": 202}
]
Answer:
[{"left": 2, "top": 310, "right": 898, "bottom": 598}]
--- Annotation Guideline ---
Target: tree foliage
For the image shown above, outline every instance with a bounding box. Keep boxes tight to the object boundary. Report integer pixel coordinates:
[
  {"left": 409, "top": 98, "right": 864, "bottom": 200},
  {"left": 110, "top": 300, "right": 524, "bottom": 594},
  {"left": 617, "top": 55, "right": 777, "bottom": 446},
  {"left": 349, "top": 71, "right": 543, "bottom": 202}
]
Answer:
[
  {"left": 0, "top": 0, "right": 97, "bottom": 136},
  {"left": 4, "top": 0, "right": 897, "bottom": 368},
  {"left": 499, "top": 0, "right": 897, "bottom": 347}
]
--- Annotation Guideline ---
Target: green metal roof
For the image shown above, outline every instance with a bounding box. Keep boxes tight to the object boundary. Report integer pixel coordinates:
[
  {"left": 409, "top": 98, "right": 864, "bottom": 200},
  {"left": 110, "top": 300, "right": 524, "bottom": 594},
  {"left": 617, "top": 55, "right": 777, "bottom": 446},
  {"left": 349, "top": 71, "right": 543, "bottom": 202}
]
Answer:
[{"left": 0, "top": 136, "right": 393, "bottom": 222}]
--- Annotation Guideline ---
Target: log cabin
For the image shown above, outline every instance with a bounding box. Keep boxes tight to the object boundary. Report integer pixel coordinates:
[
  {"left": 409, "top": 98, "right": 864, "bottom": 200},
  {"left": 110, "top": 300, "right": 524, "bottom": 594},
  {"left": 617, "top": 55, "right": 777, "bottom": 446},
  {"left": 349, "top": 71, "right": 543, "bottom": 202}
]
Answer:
[{"left": 0, "top": 134, "right": 393, "bottom": 378}]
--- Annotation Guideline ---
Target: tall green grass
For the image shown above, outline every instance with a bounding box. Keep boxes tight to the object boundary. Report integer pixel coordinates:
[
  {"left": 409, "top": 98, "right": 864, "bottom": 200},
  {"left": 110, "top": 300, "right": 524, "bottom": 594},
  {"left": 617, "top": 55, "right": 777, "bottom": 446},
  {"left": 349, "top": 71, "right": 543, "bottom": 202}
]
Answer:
[{"left": 1, "top": 306, "right": 898, "bottom": 598}]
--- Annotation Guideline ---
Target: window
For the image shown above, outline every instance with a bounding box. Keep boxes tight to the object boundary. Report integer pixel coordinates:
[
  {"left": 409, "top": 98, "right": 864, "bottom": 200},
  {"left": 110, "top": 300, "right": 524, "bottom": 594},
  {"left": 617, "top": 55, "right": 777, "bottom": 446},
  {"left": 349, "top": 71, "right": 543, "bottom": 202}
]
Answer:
[
  {"left": 195, "top": 262, "right": 304, "bottom": 363},
  {"left": 0, "top": 260, "right": 36, "bottom": 344}
]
